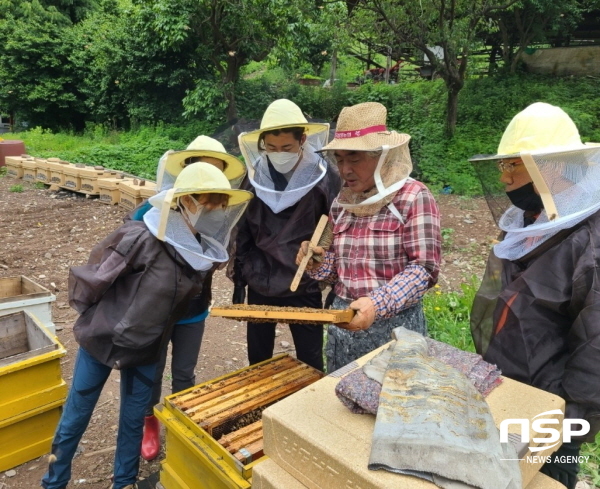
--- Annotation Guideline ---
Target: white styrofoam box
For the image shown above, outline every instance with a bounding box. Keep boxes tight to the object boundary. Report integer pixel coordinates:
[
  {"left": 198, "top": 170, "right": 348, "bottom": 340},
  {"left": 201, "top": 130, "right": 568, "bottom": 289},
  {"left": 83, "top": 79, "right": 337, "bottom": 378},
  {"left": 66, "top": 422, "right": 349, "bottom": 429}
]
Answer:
[{"left": 0, "top": 277, "right": 56, "bottom": 335}]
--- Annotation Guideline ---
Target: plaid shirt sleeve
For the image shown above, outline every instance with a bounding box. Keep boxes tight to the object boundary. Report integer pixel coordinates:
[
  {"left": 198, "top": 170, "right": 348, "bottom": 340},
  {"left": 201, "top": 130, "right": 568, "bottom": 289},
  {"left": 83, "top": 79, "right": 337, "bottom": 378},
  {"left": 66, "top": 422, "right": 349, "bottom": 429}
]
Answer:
[
  {"left": 369, "top": 186, "right": 441, "bottom": 319},
  {"left": 306, "top": 250, "right": 339, "bottom": 285},
  {"left": 369, "top": 264, "right": 431, "bottom": 319}
]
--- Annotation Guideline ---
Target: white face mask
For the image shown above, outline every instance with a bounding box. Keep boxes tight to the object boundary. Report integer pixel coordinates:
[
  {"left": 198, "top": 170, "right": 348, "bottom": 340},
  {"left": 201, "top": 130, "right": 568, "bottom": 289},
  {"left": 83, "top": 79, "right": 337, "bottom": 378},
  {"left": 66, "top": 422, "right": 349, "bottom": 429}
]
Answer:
[
  {"left": 180, "top": 196, "right": 225, "bottom": 237},
  {"left": 268, "top": 151, "right": 300, "bottom": 173}
]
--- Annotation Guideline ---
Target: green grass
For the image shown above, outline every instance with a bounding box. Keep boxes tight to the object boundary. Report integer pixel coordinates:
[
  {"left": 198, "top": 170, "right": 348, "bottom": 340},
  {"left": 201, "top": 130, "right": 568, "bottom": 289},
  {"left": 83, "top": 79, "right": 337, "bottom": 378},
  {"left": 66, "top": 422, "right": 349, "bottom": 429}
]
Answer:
[
  {"left": 9, "top": 184, "right": 23, "bottom": 192},
  {"left": 34, "top": 181, "right": 46, "bottom": 189},
  {"left": 424, "top": 277, "right": 479, "bottom": 352}
]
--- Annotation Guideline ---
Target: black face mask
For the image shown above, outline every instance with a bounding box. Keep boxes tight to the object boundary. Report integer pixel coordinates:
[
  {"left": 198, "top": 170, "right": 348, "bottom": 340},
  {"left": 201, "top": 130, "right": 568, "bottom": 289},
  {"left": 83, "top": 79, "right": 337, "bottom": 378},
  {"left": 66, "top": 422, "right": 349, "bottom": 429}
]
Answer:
[{"left": 506, "top": 182, "right": 543, "bottom": 212}]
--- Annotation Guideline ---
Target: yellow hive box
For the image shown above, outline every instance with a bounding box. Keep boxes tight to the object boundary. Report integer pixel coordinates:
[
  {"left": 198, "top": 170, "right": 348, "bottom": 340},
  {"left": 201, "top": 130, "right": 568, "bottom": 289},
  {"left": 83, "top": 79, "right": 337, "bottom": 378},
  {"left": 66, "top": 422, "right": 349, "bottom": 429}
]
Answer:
[
  {"left": 251, "top": 458, "right": 566, "bottom": 489},
  {"left": 35, "top": 158, "right": 51, "bottom": 184},
  {"left": 46, "top": 159, "right": 71, "bottom": 187},
  {"left": 262, "top": 344, "right": 566, "bottom": 489},
  {"left": 5, "top": 155, "right": 29, "bottom": 179},
  {"left": 118, "top": 178, "right": 146, "bottom": 211},
  {"left": 0, "top": 311, "right": 67, "bottom": 472},
  {"left": 155, "top": 354, "right": 323, "bottom": 489},
  {"left": 62, "top": 163, "right": 86, "bottom": 192},
  {"left": 79, "top": 166, "right": 110, "bottom": 195},
  {"left": 98, "top": 174, "right": 128, "bottom": 205},
  {"left": 21, "top": 157, "right": 37, "bottom": 183}
]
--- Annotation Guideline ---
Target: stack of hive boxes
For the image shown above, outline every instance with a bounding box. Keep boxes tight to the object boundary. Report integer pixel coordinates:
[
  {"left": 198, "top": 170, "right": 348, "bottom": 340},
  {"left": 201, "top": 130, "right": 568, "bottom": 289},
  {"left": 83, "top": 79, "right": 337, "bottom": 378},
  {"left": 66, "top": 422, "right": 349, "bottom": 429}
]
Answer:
[
  {"left": 0, "top": 276, "right": 67, "bottom": 472},
  {"left": 253, "top": 345, "right": 568, "bottom": 489},
  {"left": 154, "top": 354, "right": 324, "bottom": 489}
]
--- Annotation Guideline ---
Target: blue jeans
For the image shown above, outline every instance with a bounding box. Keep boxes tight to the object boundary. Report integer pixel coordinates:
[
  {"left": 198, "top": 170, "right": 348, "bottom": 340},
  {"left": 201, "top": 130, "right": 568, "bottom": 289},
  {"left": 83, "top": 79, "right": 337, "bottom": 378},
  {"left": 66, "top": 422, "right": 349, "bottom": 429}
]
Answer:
[{"left": 41, "top": 347, "right": 156, "bottom": 489}]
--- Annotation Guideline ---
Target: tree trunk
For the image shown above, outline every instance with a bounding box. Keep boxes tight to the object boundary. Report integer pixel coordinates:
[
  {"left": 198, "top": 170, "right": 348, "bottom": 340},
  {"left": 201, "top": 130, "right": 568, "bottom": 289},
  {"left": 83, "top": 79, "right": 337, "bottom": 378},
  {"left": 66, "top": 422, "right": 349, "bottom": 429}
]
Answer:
[
  {"left": 330, "top": 49, "right": 337, "bottom": 86},
  {"left": 224, "top": 57, "right": 240, "bottom": 120},
  {"left": 446, "top": 85, "right": 460, "bottom": 136}
]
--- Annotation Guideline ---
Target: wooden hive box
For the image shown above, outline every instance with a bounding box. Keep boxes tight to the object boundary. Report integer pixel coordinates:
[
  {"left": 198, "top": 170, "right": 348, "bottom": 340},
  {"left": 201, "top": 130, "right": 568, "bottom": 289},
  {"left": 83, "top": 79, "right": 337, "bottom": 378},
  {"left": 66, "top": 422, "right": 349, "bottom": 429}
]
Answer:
[
  {"left": 155, "top": 354, "right": 324, "bottom": 489},
  {"left": 97, "top": 174, "right": 128, "bottom": 205},
  {"left": 34, "top": 158, "right": 51, "bottom": 184},
  {"left": 0, "top": 275, "right": 57, "bottom": 334},
  {"left": 46, "top": 158, "right": 70, "bottom": 187},
  {"left": 21, "top": 157, "right": 37, "bottom": 183},
  {"left": 138, "top": 180, "right": 157, "bottom": 200},
  {"left": 79, "top": 165, "right": 110, "bottom": 195},
  {"left": 62, "top": 163, "right": 86, "bottom": 192},
  {"left": 0, "top": 311, "right": 67, "bottom": 472},
  {"left": 118, "top": 178, "right": 146, "bottom": 211},
  {"left": 5, "top": 155, "right": 29, "bottom": 179}
]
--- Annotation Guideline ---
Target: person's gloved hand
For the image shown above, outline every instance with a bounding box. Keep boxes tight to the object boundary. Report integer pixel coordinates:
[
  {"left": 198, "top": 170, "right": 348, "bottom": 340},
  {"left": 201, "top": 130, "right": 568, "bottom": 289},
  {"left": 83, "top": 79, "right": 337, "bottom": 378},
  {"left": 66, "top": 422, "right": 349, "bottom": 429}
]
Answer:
[
  {"left": 335, "top": 296, "right": 376, "bottom": 332},
  {"left": 232, "top": 285, "right": 246, "bottom": 305},
  {"left": 540, "top": 442, "right": 581, "bottom": 489}
]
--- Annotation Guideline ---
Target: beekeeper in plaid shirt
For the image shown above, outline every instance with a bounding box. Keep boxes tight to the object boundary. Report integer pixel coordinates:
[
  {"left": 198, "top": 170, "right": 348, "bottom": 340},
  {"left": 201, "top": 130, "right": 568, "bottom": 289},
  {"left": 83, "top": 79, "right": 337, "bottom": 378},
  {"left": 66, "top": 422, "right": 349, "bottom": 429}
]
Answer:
[{"left": 297, "top": 102, "right": 441, "bottom": 372}]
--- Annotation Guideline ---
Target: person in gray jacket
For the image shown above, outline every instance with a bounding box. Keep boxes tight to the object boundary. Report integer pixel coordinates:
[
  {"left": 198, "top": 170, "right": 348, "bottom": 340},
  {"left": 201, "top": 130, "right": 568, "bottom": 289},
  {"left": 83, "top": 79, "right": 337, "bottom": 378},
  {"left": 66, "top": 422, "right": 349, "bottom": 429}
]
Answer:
[{"left": 41, "top": 163, "right": 251, "bottom": 489}]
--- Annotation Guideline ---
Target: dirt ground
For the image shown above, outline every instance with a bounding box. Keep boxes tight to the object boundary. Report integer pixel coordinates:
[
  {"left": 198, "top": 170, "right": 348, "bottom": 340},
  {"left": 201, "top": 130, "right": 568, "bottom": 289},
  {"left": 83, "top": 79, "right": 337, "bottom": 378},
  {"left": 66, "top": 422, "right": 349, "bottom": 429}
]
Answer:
[{"left": 0, "top": 175, "right": 498, "bottom": 489}]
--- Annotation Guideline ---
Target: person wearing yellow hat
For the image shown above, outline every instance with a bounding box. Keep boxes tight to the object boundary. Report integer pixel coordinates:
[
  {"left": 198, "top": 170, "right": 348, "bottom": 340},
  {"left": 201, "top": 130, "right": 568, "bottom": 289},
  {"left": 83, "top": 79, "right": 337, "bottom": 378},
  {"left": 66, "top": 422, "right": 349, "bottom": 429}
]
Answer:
[
  {"left": 233, "top": 99, "right": 341, "bottom": 371},
  {"left": 128, "top": 137, "right": 248, "bottom": 461},
  {"left": 41, "top": 163, "right": 252, "bottom": 489},
  {"left": 470, "top": 102, "right": 600, "bottom": 489},
  {"left": 296, "top": 102, "right": 441, "bottom": 372}
]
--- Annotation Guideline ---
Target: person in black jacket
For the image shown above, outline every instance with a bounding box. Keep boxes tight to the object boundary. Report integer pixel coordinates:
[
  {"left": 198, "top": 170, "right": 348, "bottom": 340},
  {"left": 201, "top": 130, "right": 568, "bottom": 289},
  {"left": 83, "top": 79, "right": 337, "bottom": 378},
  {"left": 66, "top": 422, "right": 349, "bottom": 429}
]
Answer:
[
  {"left": 135, "top": 135, "right": 247, "bottom": 461},
  {"left": 470, "top": 103, "right": 600, "bottom": 489},
  {"left": 41, "top": 163, "right": 251, "bottom": 489},
  {"left": 233, "top": 99, "right": 341, "bottom": 371}
]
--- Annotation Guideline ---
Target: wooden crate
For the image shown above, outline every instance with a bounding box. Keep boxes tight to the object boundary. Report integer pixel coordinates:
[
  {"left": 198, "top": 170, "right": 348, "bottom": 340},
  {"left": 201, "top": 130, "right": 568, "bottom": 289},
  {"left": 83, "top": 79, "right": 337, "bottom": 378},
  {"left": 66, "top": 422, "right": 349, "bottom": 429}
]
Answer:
[
  {"left": 0, "top": 276, "right": 57, "bottom": 334},
  {"left": 0, "top": 311, "right": 67, "bottom": 471},
  {"left": 156, "top": 355, "right": 323, "bottom": 489}
]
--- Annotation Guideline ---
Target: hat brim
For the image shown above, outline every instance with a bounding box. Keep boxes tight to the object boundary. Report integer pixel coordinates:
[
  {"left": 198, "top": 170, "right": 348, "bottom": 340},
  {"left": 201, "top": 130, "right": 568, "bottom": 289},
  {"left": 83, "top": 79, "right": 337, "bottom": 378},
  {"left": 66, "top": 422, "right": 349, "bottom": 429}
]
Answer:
[
  {"left": 240, "top": 123, "right": 329, "bottom": 143},
  {"left": 469, "top": 142, "right": 600, "bottom": 162},
  {"left": 319, "top": 131, "right": 410, "bottom": 152},
  {"left": 165, "top": 150, "right": 246, "bottom": 180},
  {"left": 468, "top": 153, "right": 519, "bottom": 162},
  {"left": 150, "top": 188, "right": 253, "bottom": 209}
]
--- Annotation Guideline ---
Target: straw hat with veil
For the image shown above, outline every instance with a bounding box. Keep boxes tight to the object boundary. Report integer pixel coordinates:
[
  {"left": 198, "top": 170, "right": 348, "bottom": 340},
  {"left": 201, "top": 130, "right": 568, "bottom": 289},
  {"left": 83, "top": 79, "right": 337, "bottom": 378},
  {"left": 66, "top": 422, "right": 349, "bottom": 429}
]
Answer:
[
  {"left": 238, "top": 99, "right": 330, "bottom": 214},
  {"left": 470, "top": 102, "right": 600, "bottom": 261},
  {"left": 143, "top": 162, "right": 252, "bottom": 271},
  {"left": 320, "top": 102, "right": 413, "bottom": 218}
]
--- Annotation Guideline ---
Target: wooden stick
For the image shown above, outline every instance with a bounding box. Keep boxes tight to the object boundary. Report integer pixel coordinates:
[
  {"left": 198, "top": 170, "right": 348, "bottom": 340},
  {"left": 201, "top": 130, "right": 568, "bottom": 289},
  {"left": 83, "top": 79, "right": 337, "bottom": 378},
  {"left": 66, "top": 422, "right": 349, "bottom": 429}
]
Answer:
[
  {"left": 290, "top": 214, "right": 329, "bottom": 292},
  {"left": 233, "top": 440, "right": 264, "bottom": 463}
]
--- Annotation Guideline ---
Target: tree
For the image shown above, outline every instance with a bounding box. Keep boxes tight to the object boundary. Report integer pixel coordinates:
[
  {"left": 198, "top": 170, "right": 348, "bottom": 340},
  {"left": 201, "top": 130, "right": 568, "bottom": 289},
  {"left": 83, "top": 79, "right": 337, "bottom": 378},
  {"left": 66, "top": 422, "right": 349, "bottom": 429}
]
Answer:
[
  {"left": 351, "top": 0, "right": 516, "bottom": 135},
  {"left": 0, "top": 0, "right": 87, "bottom": 130},
  {"left": 69, "top": 1, "right": 211, "bottom": 126},
  {"left": 137, "top": 0, "right": 300, "bottom": 120}
]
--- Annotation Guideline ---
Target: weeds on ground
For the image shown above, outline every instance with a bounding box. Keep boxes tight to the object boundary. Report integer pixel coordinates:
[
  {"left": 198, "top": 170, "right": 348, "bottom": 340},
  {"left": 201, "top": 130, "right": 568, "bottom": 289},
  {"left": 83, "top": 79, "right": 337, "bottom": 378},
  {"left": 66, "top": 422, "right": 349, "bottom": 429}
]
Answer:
[
  {"left": 580, "top": 433, "right": 600, "bottom": 486},
  {"left": 9, "top": 184, "right": 23, "bottom": 192},
  {"left": 0, "top": 167, "right": 7, "bottom": 177},
  {"left": 34, "top": 181, "right": 46, "bottom": 189},
  {"left": 424, "top": 276, "right": 479, "bottom": 352}
]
